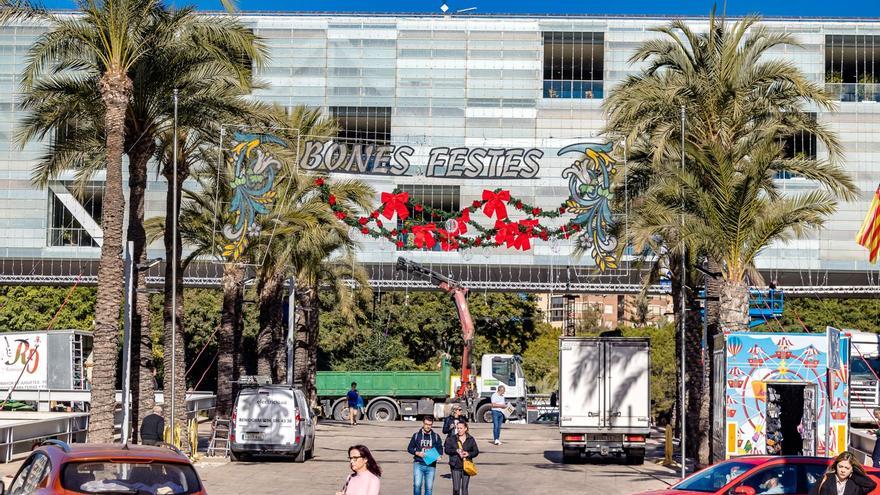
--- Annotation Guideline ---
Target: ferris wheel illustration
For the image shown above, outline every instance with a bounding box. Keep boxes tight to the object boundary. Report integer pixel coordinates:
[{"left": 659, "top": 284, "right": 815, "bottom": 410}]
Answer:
[{"left": 726, "top": 336, "right": 839, "bottom": 453}]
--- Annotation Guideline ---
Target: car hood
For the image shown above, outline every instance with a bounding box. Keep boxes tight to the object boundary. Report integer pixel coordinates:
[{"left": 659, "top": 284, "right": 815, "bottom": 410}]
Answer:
[{"left": 631, "top": 490, "right": 707, "bottom": 495}]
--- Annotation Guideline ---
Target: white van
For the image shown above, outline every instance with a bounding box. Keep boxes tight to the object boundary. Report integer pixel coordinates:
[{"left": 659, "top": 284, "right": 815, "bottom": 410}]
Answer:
[{"left": 229, "top": 385, "right": 315, "bottom": 462}]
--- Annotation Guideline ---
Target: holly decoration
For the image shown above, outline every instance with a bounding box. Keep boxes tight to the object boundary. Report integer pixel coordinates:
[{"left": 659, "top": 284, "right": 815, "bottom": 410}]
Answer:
[{"left": 316, "top": 178, "right": 584, "bottom": 252}]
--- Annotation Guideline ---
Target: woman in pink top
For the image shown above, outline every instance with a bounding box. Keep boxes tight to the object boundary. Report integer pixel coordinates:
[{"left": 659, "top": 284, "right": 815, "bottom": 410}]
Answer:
[{"left": 336, "top": 444, "right": 382, "bottom": 495}]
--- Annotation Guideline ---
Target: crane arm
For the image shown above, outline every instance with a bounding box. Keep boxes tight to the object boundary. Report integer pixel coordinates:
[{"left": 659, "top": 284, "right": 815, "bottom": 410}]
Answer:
[{"left": 396, "top": 257, "right": 475, "bottom": 399}]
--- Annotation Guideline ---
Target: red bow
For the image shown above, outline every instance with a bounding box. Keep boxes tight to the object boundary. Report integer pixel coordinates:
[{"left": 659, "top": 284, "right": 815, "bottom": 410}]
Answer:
[
  {"left": 510, "top": 219, "right": 538, "bottom": 250},
  {"left": 482, "top": 190, "right": 510, "bottom": 221},
  {"left": 412, "top": 223, "right": 437, "bottom": 249},
  {"left": 453, "top": 210, "right": 470, "bottom": 235},
  {"left": 438, "top": 229, "right": 459, "bottom": 251},
  {"left": 380, "top": 191, "right": 410, "bottom": 221},
  {"left": 494, "top": 220, "right": 520, "bottom": 247}
]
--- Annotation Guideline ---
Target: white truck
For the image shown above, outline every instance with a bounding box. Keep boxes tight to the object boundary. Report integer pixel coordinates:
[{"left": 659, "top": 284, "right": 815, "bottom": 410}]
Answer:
[{"left": 558, "top": 336, "right": 651, "bottom": 464}]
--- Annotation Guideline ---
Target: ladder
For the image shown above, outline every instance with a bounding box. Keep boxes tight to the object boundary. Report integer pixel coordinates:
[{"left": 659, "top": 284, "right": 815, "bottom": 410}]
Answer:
[
  {"left": 71, "top": 334, "right": 85, "bottom": 389},
  {"left": 207, "top": 418, "right": 231, "bottom": 458}
]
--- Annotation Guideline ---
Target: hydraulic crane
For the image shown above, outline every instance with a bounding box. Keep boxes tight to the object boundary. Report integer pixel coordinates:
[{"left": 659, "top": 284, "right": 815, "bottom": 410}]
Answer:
[{"left": 395, "top": 257, "right": 477, "bottom": 402}]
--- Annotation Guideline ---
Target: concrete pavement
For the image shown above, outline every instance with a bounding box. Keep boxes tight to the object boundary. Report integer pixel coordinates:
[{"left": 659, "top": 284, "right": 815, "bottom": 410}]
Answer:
[{"left": 195, "top": 420, "right": 680, "bottom": 494}]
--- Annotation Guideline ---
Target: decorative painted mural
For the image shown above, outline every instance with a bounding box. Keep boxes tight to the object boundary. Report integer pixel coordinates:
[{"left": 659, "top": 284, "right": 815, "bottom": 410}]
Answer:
[{"left": 722, "top": 331, "right": 849, "bottom": 459}]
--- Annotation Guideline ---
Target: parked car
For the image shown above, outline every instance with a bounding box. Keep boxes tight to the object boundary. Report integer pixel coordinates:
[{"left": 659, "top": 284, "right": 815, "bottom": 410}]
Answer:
[
  {"left": 633, "top": 456, "right": 880, "bottom": 495},
  {"left": 230, "top": 384, "right": 315, "bottom": 462},
  {"left": 1, "top": 439, "right": 205, "bottom": 495}
]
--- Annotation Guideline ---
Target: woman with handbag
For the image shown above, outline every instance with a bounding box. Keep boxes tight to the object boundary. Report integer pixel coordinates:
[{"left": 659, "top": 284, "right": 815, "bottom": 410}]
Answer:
[
  {"left": 444, "top": 420, "right": 479, "bottom": 495},
  {"left": 809, "top": 451, "right": 876, "bottom": 495}
]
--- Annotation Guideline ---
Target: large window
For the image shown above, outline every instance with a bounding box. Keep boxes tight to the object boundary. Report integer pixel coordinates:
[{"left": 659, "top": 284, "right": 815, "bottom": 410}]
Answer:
[
  {"left": 329, "top": 106, "right": 391, "bottom": 145},
  {"left": 550, "top": 296, "right": 564, "bottom": 322},
  {"left": 825, "top": 35, "right": 880, "bottom": 102},
  {"left": 542, "top": 32, "right": 604, "bottom": 99},
  {"left": 47, "top": 182, "right": 103, "bottom": 247},
  {"left": 775, "top": 113, "right": 816, "bottom": 179},
  {"left": 397, "top": 184, "right": 459, "bottom": 251}
]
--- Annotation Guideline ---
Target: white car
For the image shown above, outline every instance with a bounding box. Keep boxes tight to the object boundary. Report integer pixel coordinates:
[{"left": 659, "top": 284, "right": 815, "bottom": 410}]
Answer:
[{"left": 230, "top": 385, "right": 316, "bottom": 462}]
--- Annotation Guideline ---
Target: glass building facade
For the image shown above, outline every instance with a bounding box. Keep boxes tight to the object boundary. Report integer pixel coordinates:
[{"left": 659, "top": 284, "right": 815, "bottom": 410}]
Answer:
[{"left": 1, "top": 14, "right": 879, "bottom": 292}]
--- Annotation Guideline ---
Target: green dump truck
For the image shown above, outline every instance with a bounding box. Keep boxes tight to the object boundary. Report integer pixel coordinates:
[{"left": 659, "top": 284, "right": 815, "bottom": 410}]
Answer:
[{"left": 317, "top": 354, "right": 528, "bottom": 422}]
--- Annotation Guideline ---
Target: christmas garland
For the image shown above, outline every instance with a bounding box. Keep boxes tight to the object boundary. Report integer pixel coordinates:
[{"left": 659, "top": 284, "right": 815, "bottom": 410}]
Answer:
[{"left": 315, "top": 178, "right": 585, "bottom": 251}]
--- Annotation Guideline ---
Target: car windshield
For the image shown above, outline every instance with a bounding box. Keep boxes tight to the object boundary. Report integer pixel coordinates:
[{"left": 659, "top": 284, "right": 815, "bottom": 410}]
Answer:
[
  {"left": 61, "top": 461, "right": 202, "bottom": 495},
  {"left": 673, "top": 462, "right": 752, "bottom": 492},
  {"left": 851, "top": 357, "right": 880, "bottom": 379}
]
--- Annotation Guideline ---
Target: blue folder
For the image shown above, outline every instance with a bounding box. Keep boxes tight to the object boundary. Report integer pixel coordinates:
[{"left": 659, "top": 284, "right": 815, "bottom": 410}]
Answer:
[{"left": 422, "top": 449, "right": 440, "bottom": 465}]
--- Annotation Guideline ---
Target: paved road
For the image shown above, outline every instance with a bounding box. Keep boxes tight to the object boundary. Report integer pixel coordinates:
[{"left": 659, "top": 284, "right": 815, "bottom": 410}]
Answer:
[{"left": 195, "top": 421, "right": 680, "bottom": 494}]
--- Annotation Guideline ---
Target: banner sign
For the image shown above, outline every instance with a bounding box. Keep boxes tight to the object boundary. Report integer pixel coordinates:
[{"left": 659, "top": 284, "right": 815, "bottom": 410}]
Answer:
[
  {"left": 0, "top": 333, "right": 47, "bottom": 389},
  {"left": 298, "top": 141, "right": 543, "bottom": 179}
]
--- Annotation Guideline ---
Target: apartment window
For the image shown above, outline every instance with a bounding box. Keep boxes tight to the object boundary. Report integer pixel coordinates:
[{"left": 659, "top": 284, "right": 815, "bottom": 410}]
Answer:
[
  {"left": 825, "top": 35, "right": 880, "bottom": 102},
  {"left": 397, "top": 184, "right": 460, "bottom": 251},
  {"left": 775, "top": 112, "right": 816, "bottom": 179},
  {"left": 329, "top": 106, "right": 391, "bottom": 145},
  {"left": 550, "top": 296, "right": 564, "bottom": 322},
  {"left": 47, "top": 182, "right": 103, "bottom": 247},
  {"left": 542, "top": 32, "right": 604, "bottom": 99}
]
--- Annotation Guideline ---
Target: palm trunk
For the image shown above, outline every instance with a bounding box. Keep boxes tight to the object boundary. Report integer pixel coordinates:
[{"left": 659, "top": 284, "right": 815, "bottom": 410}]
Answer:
[
  {"left": 88, "top": 71, "right": 132, "bottom": 443},
  {"left": 703, "top": 258, "right": 722, "bottom": 465},
  {"left": 670, "top": 253, "right": 707, "bottom": 468},
  {"left": 217, "top": 263, "right": 244, "bottom": 417},
  {"left": 719, "top": 279, "right": 750, "bottom": 332},
  {"left": 162, "top": 157, "right": 188, "bottom": 450},
  {"left": 293, "top": 284, "right": 319, "bottom": 408},
  {"left": 256, "top": 273, "right": 285, "bottom": 382},
  {"left": 127, "top": 139, "right": 156, "bottom": 443}
]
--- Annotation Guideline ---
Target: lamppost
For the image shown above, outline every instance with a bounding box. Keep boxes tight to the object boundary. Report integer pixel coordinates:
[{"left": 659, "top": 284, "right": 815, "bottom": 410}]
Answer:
[
  {"left": 170, "top": 88, "right": 179, "bottom": 437},
  {"left": 679, "top": 104, "right": 687, "bottom": 479}
]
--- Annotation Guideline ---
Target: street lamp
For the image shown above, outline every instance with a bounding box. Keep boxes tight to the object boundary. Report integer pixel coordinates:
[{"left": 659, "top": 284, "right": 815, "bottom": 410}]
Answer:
[{"left": 170, "top": 88, "right": 179, "bottom": 439}]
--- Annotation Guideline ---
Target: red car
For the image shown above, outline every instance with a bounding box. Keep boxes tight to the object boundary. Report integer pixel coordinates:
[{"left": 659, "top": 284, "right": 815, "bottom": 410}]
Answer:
[
  {"left": 635, "top": 456, "right": 880, "bottom": 495},
  {"left": 0, "top": 440, "right": 206, "bottom": 495}
]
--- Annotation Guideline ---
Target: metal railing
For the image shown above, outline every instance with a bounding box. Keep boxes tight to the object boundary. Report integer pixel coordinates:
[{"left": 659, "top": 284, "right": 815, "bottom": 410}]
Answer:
[
  {"left": 825, "top": 83, "right": 880, "bottom": 103},
  {"left": 47, "top": 227, "right": 98, "bottom": 247},
  {"left": 0, "top": 412, "right": 89, "bottom": 463},
  {"left": 543, "top": 80, "right": 604, "bottom": 99}
]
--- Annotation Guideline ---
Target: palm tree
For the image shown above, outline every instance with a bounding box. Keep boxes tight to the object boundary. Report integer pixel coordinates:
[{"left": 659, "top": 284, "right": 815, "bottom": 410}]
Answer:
[
  {"left": 15, "top": 1, "right": 266, "bottom": 441},
  {"left": 3, "top": 0, "right": 173, "bottom": 443},
  {"left": 603, "top": 12, "right": 856, "bottom": 464}
]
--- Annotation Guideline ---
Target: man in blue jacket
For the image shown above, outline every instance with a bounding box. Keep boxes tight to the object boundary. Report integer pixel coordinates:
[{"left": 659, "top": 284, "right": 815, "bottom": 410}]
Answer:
[{"left": 408, "top": 416, "right": 443, "bottom": 495}]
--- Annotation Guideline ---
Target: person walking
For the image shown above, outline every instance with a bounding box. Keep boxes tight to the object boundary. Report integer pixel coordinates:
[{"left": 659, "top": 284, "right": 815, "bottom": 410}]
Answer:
[
  {"left": 490, "top": 385, "right": 506, "bottom": 445},
  {"left": 140, "top": 405, "right": 164, "bottom": 446},
  {"left": 407, "top": 416, "right": 443, "bottom": 495},
  {"left": 444, "top": 420, "right": 479, "bottom": 495},
  {"left": 336, "top": 444, "right": 381, "bottom": 495},
  {"left": 347, "top": 382, "right": 360, "bottom": 426},
  {"left": 810, "top": 451, "right": 877, "bottom": 495},
  {"left": 443, "top": 405, "right": 465, "bottom": 437},
  {"left": 871, "top": 408, "right": 880, "bottom": 468}
]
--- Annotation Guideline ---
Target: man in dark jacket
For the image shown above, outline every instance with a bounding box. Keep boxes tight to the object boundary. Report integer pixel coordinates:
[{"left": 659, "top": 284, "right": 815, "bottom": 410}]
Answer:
[
  {"left": 140, "top": 405, "right": 164, "bottom": 445},
  {"left": 407, "top": 416, "right": 443, "bottom": 495}
]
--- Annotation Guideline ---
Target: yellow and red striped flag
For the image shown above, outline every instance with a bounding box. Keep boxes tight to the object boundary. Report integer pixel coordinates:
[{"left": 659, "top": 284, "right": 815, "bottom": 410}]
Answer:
[{"left": 857, "top": 186, "right": 880, "bottom": 263}]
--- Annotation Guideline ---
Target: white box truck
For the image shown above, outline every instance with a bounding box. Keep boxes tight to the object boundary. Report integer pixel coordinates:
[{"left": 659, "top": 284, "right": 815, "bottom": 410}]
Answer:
[{"left": 558, "top": 336, "right": 651, "bottom": 464}]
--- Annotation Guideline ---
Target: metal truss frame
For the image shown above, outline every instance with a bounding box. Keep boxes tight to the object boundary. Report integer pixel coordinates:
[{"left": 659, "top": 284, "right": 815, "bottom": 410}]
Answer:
[{"left": 1, "top": 273, "right": 879, "bottom": 296}]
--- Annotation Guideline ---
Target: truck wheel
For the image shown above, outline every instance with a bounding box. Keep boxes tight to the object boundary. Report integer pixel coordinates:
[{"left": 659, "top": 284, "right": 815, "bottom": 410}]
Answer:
[
  {"left": 562, "top": 449, "right": 580, "bottom": 464},
  {"left": 475, "top": 403, "right": 493, "bottom": 423},
  {"left": 625, "top": 453, "right": 644, "bottom": 465},
  {"left": 367, "top": 400, "right": 398, "bottom": 422},
  {"left": 332, "top": 401, "right": 349, "bottom": 422},
  {"left": 229, "top": 450, "right": 240, "bottom": 462}
]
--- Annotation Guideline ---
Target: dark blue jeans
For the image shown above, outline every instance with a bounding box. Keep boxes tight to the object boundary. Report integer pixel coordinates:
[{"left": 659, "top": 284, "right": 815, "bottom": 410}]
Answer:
[
  {"left": 492, "top": 410, "right": 503, "bottom": 441},
  {"left": 872, "top": 433, "right": 880, "bottom": 468}
]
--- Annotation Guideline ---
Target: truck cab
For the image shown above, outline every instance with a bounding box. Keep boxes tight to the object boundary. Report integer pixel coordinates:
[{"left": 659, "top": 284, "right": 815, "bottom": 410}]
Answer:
[{"left": 473, "top": 354, "right": 528, "bottom": 423}]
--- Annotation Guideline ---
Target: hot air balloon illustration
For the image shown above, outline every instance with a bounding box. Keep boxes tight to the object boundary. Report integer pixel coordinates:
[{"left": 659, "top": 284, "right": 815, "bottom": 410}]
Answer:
[
  {"left": 803, "top": 345, "right": 820, "bottom": 369},
  {"left": 830, "top": 398, "right": 847, "bottom": 420},
  {"left": 727, "top": 337, "right": 742, "bottom": 357},
  {"left": 775, "top": 337, "right": 793, "bottom": 359},
  {"left": 726, "top": 396, "right": 738, "bottom": 417},
  {"left": 748, "top": 345, "right": 765, "bottom": 367},
  {"left": 728, "top": 367, "right": 745, "bottom": 388}
]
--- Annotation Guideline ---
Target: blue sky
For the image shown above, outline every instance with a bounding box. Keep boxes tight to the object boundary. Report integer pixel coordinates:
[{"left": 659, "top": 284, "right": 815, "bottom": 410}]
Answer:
[{"left": 39, "top": 0, "right": 880, "bottom": 18}]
